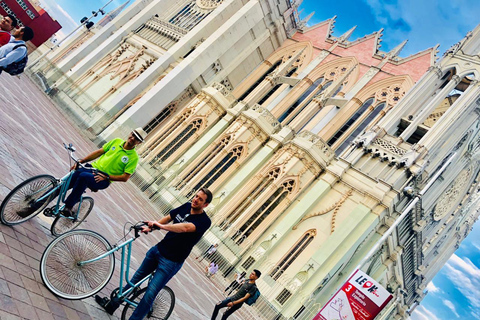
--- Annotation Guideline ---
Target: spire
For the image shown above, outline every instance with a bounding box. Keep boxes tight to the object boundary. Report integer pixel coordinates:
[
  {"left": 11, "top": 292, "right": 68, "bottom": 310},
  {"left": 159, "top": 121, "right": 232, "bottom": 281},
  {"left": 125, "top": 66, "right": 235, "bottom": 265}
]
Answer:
[
  {"left": 374, "top": 28, "right": 384, "bottom": 54},
  {"left": 387, "top": 39, "right": 408, "bottom": 58},
  {"left": 327, "top": 15, "right": 336, "bottom": 38},
  {"left": 97, "top": 0, "right": 130, "bottom": 28},
  {"left": 336, "top": 25, "right": 357, "bottom": 43},
  {"left": 297, "top": 12, "right": 315, "bottom": 30}
]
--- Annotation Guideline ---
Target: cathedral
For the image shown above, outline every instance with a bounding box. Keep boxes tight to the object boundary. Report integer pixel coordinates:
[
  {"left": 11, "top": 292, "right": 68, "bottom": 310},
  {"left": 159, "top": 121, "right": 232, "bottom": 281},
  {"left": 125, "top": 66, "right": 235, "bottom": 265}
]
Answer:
[{"left": 29, "top": 0, "right": 480, "bottom": 319}]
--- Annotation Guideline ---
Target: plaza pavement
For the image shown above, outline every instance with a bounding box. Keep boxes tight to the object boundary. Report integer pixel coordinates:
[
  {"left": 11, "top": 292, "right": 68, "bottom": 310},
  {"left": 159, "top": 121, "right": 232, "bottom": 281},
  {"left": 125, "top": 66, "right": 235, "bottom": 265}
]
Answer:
[{"left": 0, "top": 74, "right": 245, "bottom": 320}]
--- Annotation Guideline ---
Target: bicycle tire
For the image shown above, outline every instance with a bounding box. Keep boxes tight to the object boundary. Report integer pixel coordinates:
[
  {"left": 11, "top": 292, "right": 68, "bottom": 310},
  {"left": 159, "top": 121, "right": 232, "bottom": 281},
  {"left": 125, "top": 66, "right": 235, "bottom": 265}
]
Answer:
[
  {"left": 0, "top": 175, "right": 57, "bottom": 225},
  {"left": 121, "top": 286, "right": 175, "bottom": 320},
  {"left": 40, "top": 229, "right": 115, "bottom": 300},
  {"left": 50, "top": 196, "right": 94, "bottom": 236}
]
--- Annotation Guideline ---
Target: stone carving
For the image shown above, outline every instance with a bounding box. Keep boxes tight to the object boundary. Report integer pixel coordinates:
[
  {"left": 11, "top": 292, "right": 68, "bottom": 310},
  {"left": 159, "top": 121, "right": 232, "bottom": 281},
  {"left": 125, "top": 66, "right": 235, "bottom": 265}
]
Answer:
[
  {"left": 373, "top": 138, "right": 407, "bottom": 156},
  {"left": 433, "top": 166, "right": 473, "bottom": 221},
  {"left": 297, "top": 131, "right": 335, "bottom": 159},
  {"left": 292, "top": 190, "right": 353, "bottom": 233},
  {"left": 196, "top": 0, "right": 223, "bottom": 10},
  {"left": 250, "top": 104, "right": 282, "bottom": 131}
]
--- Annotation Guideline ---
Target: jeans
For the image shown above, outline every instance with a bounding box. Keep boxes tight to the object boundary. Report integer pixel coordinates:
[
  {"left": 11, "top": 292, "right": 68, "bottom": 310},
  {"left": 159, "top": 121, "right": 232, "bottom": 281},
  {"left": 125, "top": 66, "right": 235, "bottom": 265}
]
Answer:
[
  {"left": 211, "top": 298, "right": 243, "bottom": 320},
  {"left": 64, "top": 167, "right": 109, "bottom": 208},
  {"left": 126, "top": 246, "right": 183, "bottom": 320}
]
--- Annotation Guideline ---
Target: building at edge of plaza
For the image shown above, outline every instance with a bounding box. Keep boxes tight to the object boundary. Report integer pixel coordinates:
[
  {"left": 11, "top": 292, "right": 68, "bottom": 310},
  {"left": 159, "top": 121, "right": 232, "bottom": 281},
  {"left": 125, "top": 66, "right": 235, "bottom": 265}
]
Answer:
[
  {"left": 30, "top": 0, "right": 480, "bottom": 318},
  {"left": 0, "top": 0, "right": 61, "bottom": 48}
]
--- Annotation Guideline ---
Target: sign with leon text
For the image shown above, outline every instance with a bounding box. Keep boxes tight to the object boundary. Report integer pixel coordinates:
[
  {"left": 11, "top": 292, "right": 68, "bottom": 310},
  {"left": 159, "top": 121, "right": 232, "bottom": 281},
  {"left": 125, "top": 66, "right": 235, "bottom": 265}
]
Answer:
[{"left": 313, "top": 270, "right": 393, "bottom": 320}]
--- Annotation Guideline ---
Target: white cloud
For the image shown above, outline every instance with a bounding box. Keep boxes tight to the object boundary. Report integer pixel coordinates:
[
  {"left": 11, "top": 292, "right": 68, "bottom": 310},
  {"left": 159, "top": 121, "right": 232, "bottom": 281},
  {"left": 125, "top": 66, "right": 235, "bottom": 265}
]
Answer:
[
  {"left": 443, "top": 299, "right": 460, "bottom": 318},
  {"left": 410, "top": 305, "right": 441, "bottom": 320},
  {"left": 443, "top": 254, "right": 480, "bottom": 314},
  {"left": 363, "top": 0, "right": 480, "bottom": 56},
  {"left": 426, "top": 281, "right": 440, "bottom": 294}
]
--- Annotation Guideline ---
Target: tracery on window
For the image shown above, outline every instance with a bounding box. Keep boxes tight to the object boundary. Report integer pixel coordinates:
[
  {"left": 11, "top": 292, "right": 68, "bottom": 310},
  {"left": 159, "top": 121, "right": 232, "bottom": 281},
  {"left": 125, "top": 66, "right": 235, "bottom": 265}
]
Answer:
[
  {"left": 270, "top": 229, "right": 316, "bottom": 280},
  {"left": 232, "top": 179, "right": 295, "bottom": 244},
  {"left": 150, "top": 118, "right": 203, "bottom": 166}
]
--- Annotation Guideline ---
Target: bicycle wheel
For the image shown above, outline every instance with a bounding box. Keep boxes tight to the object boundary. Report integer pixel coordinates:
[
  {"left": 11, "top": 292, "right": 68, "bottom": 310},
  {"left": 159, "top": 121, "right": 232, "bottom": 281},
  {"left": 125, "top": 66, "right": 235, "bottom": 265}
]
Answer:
[
  {"left": 121, "top": 286, "right": 175, "bottom": 320},
  {"left": 50, "top": 196, "right": 94, "bottom": 236},
  {"left": 40, "top": 229, "right": 115, "bottom": 300},
  {"left": 0, "top": 175, "right": 57, "bottom": 225}
]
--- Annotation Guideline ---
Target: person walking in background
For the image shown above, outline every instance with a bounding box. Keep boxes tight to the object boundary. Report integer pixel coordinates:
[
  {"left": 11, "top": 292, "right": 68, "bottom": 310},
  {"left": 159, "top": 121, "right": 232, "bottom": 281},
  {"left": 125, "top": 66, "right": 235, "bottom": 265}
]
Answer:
[
  {"left": 0, "top": 15, "right": 17, "bottom": 46},
  {"left": 206, "top": 262, "right": 219, "bottom": 278},
  {"left": 0, "top": 26, "right": 33, "bottom": 75},
  {"left": 224, "top": 271, "right": 246, "bottom": 296},
  {"left": 211, "top": 270, "right": 261, "bottom": 320},
  {"left": 196, "top": 243, "right": 218, "bottom": 262}
]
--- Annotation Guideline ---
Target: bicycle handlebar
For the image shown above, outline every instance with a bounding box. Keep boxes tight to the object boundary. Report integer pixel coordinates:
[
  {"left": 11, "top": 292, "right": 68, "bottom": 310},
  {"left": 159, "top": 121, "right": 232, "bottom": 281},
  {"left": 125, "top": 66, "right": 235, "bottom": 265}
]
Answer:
[
  {"left": 132, "top": 222, "right": 160, "bottom": 238},
  {"left": 63, "top": 142, "right": 81, "bottom": 165}
]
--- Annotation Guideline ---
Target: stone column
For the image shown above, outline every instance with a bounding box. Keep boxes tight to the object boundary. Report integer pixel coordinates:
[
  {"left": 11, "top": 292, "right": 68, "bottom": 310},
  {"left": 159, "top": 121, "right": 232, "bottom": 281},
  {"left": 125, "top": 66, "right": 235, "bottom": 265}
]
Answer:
[{"left": 399, "top": 75, "right": 461, "bottom": 140}]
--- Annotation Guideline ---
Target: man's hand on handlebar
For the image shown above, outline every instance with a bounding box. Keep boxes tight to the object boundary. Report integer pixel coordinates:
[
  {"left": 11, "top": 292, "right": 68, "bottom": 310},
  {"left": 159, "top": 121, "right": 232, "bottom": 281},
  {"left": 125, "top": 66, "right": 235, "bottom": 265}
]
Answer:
[
  {"left": 70, "top": 162, "right": 80, "bottom": 171},
  {"left": 141, "top": 220, "right": 161, "bottom": 234}
]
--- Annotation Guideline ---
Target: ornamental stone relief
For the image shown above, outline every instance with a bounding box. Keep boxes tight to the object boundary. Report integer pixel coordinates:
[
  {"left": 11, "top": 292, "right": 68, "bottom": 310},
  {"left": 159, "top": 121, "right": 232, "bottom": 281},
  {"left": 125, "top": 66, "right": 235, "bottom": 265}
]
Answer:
[
  {"left": 433, "top": 166, "right": 473, "bottom": 221},
  {"left": 196, "top": 0, "right": 223, "bottom": 10}
]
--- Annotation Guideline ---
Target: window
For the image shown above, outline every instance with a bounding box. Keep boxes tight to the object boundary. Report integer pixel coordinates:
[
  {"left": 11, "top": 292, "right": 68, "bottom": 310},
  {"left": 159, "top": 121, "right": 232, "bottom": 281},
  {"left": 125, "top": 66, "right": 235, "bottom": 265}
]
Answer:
[
  {"left": 276, "top": 289, "right": 292, "bottom": 305},
  {"left": 150, "top": 118, "right": 203, "bottom": 165},
  {"left": 239, "top": 61, "right": 282, "bottom": 101},
  {"left": 143, "top": 102, "right": 177, "bottom": 133},
  {"left": 232, "top": 180, "right": 295, "bottom": 244},
  {"left": 270, "top": 229, "right": 315, "bottom": 280},
  {"left": 328, "top": 98, "right": 374, "bottom": 146},
  {"left": 336, "top": 102, "right": 386, "bottom": 154},
  {"left": 279, "top": 77, "right": 324, "bottom": 122},
  {"left": 242, "top": 256, "right": 255, "bottom": 269},
  {"left": 187, "top": 145, "right": 244, "bottom": 195}
]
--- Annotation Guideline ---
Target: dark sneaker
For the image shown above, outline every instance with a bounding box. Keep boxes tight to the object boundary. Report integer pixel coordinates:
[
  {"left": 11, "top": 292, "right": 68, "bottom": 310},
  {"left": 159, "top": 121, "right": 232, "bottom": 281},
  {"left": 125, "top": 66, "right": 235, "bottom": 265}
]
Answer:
[
  {"left": 16, "top": 207, "right": 35, "bottom": 218},
  {"left": 61, "top": 207, "right": 74, "bottom": 218},
  {"left": 95, "top": 295, "right": 121, "bottom": 315}
]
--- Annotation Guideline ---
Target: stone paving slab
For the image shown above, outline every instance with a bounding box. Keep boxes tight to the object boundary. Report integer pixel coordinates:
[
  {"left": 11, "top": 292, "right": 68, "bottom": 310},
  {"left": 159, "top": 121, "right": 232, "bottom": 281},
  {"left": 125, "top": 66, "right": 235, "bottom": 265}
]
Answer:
[{"left": 0, "top": 75, "right": 247, "bottom": 320}]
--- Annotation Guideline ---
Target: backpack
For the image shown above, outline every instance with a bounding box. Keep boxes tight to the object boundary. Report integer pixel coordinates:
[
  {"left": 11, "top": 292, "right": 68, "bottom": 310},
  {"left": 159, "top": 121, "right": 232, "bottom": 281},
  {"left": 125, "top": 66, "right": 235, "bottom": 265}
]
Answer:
[
  {"left": 245, "top": 287, "right": 260, "bottom": 306},
  {"left": 2, "top": 44, "right": 28, "bottom": 75}
]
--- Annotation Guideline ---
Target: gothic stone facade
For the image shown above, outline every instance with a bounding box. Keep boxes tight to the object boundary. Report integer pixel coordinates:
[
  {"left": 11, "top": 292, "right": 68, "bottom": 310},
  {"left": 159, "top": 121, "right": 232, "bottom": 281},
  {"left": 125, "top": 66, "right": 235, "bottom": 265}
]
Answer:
[{"left": 33, "top": 3, "right": 480, "bottom": 320}]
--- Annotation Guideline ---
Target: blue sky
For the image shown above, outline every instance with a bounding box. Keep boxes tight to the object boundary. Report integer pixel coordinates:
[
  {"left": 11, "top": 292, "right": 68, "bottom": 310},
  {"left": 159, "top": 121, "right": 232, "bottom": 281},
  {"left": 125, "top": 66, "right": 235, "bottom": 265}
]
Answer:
[{"left": 38, "top": 0, "right": 480, "bottom": 319}]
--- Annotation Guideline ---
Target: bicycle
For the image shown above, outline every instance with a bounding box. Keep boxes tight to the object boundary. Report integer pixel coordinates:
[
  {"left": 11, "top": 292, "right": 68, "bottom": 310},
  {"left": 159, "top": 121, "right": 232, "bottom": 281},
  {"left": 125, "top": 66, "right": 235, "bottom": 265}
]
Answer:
[
  {"left": 0, "top": 143, "right": 94, "bottom": 236},
  {"left": 39, "top": 222, "right": 175, "bottom": 320}
]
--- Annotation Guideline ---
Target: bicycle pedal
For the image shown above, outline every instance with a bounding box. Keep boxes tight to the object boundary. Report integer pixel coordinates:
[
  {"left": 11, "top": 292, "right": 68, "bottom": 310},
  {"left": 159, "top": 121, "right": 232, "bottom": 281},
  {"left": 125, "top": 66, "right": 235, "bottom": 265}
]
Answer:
[{"left": 43, "top": 208, "right": 54, "bottom": 217}]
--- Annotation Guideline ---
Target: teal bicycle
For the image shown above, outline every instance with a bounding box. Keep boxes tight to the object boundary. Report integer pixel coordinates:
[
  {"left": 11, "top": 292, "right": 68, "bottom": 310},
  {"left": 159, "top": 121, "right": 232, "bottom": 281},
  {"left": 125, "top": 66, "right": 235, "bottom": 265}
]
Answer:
[
  {"left": 0, "top": 143, "right": 94, "bottom": 236},
  {"left": 39, "top": 222, "right": 175, "bottom": 320}
]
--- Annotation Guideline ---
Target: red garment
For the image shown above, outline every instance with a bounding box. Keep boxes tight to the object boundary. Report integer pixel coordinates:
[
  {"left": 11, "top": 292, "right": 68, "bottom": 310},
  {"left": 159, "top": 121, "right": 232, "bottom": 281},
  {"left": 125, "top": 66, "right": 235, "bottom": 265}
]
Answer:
[{"left": 0, "top": 31, "right": 11, "bottom": 47}]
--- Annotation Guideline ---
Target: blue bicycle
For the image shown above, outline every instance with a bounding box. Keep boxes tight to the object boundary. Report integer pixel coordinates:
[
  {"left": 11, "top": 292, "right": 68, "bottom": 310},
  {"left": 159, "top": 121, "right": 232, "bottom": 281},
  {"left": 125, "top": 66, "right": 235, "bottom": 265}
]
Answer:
[
  {"left": 0, "top": 143, "right": 94, "bottom": 236},
  {"left": 39, "top": 222, "right": 175, "bottom": 319}
]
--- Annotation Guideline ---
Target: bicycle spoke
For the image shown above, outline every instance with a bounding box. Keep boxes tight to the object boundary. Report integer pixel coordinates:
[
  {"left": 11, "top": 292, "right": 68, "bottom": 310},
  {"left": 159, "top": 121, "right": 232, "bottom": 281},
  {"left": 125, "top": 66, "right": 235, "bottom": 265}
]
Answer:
[{"left": 41, "top": 231, "right": 114, "bottom": 299}]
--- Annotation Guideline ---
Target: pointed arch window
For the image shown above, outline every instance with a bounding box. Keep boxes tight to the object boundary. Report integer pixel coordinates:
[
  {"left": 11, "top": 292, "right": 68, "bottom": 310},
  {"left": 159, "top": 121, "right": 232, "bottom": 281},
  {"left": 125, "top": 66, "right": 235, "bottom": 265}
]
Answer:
[
  {"left": 270, "top": 229, "right": 316, "bottom": 280},
  {"left": 232, "top": 179, "right": 295, "bottom": 244},
  {"left": 335, "top": 101, "right": 386, "bottom": 154},
  {"left": 151, "top": 118, "right": 203, "bottom": 165},
  {"left": 176, "top": 135, "right": 231, "bottom": 189},
  {"left": 282, "top": 80, "right": 333, "bottom": 125},
  {"left": 279, "top": 77, "right": 324, "bottom": 122},
  {"left": 186, "top": 145, "right": 244, "bottom": 196},
  {"left": 327, "top": 98, "right": 375, "bottom": 147},
  {"left": 239, "top": 60, "right": 282, "bottom": 101},
  {"left": 257, "top": 67, "right": 298, "bottom": 105},
  {"left": 223, "top": 168, "right": 281, "bottom": 229},
  {"left": 144, "top": 102, "right": 177, "bottom": 133}
]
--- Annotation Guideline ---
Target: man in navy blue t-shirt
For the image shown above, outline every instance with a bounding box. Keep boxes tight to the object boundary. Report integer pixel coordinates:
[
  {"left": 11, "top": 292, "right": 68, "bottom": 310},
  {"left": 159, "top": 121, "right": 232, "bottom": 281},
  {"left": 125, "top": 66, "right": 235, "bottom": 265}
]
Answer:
[{"left": 95, "top": 188, "right": 213, "bottom": 319}]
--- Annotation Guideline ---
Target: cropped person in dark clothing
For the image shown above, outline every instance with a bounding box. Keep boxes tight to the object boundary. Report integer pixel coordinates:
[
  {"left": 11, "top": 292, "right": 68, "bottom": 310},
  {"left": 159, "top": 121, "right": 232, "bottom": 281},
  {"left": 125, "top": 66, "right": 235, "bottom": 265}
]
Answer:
[
  {"left": 95, "top": 188, "right": 213, "bottom": 320},
  {"left": 211, "top": 269, "right": 261, "bottom": 320}
]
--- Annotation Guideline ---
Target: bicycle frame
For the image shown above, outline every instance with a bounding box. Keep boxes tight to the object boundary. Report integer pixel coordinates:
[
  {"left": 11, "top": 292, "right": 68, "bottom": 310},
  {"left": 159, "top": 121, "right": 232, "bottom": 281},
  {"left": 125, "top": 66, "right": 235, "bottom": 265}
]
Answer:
[
  {"left": 33, "top": 169, "right": 85, "bottom": 220},
  {"left": 78, "top": 235, "right": 152, "bottom": 308}
]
